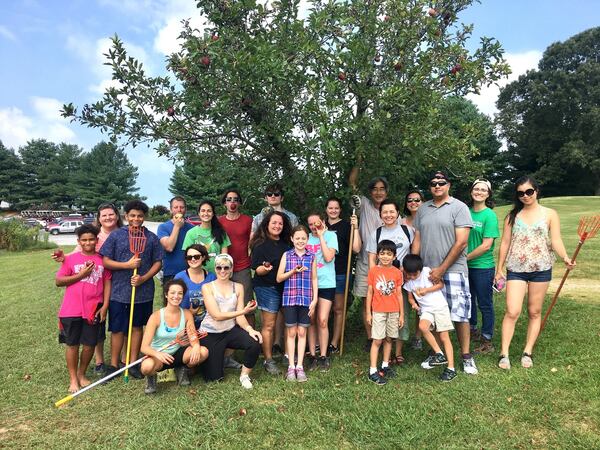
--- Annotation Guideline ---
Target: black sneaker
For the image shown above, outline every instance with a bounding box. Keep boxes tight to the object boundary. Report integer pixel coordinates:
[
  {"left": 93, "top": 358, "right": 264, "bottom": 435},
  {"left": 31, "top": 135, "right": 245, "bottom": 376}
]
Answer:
[
  {"left": 272, "top": 344, "right": 283, "bottom": 357},
  {"left": 94, "top": 363, "right": 106, "bottom": 375},
  {"left": 176, "top": 366, "right": 191, "bottom": 386},
  {"left": 440, "top": 368, "right": 457, "bottom": 382},
  {"left": 128, "top": 365, "right": 143, "bottom": 380},
  {"left": 319, "top": 356, "right": 331, "bottom": 372},
  {"left": 327, "top": 344, "right": 339, "bottom": 355},
  {"left": 430, "top": 353, "right": 448, "bottom": 367},
  {"left": 144, "top": 374, "right": 157, "bottom": 394},
  {"left": 368, "top": 371, "right": 387, "bottom": 385},
  {"left": 380, "top": 366, "right": 396, "bottom": 379},
  {"left": 308, "top": 355, "right": 319, "bottom": 371}
]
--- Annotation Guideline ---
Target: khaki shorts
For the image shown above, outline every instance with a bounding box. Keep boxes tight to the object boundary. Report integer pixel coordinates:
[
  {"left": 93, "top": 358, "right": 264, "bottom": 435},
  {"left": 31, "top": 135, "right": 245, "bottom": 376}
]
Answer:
[
  {"left": 352, "top": 259, "right": 369, "bottom": 298},
  {"left": 420, "top": 307, "right": 454, "bottom": 333},
  {"left": 371, "top": 311, "right": 400, "bottom": 340},
  {"left": 232, "top": 267, "right": 253, "bottom": 303}
]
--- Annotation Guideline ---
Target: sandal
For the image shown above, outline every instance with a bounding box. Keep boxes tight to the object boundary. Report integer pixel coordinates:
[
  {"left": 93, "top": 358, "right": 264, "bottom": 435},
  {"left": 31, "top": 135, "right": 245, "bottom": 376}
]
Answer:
[
  {"left": 521, "top": 353, "right": 533, "bottom": 369},
  {"left": 391, "top": 355, "right": 406, "bottom": 366},
  {"left": 498, "top": 355, "right": 511, "bottom": 370}
]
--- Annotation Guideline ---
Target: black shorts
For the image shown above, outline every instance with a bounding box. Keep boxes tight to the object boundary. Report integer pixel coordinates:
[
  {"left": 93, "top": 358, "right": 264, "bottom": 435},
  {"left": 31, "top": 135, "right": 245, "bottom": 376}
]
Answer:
[
  {"left": 59, "top": 317, "right": 100, "bottom": 346},
  {"left": 318, "top": 288, "right": 336, "bottom": 301},
  {"left": 108, "top": 301, "right": 153, "bottom": 333},
  {"left": 159, "top": 346, "right": 187, "bottom": 371},
  {"left": 283, "top": 305, "right": 311, "bottom": 327}
]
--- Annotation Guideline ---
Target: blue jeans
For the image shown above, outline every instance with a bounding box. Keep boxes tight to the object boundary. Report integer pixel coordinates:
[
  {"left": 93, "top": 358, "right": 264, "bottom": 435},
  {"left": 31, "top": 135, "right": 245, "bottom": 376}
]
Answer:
[{"left": 468, "top": 267, "right": 495, "bottom": 340}]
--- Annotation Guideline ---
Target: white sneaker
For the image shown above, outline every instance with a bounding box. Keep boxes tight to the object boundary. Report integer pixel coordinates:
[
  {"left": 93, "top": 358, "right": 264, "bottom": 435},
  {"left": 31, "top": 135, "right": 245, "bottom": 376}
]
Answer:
[
  {"left": 462, "top": 356, "right": 479, "bottom": 375},
  {"left": 239, "top": 374, "right": 253, "bottom": 389}
]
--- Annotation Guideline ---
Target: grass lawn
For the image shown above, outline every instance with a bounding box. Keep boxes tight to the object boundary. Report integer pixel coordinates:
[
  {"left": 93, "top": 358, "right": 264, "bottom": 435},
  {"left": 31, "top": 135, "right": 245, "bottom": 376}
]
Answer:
[{"left": 0, "top": 197, "right": 599, "bottom": 449}]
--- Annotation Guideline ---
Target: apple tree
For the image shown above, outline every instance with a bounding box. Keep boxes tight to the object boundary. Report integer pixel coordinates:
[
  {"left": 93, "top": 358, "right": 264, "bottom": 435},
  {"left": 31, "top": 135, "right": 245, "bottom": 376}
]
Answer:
[{"left": 62, "top": 0, "right": 509, "bottom": 213}]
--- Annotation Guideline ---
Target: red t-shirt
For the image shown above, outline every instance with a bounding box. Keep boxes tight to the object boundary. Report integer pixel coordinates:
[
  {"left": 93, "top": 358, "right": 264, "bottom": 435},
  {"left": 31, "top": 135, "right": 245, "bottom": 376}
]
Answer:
[
  {"left": 218, "top": 214, "right": 252, "bottom": 271},
  {"left": 367, "top": 265, "right": 404, "bottom": 313}
]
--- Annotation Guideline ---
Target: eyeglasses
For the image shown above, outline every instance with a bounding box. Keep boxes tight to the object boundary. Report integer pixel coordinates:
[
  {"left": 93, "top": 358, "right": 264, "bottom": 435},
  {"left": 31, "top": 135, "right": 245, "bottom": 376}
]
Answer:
[
  {"left": 226, "top": 197, "right": 240, "bottom": 203},
  {"left": 215, "top": 265, "right": 232, "bottom": 271},
  {"left": 407, "top": 198, "right": 421, "bottom": 203},
  {"left": 185, "top": 254, "right": 203, "bottom": 261},
  {"left": 517, "top": 188, "right": 536, "bottom": 198},
  {"left": 266, "top": 192, "right": 281, "bottom": 197},
  {"left": 430, "top": 181, "right": 448, "bottom": 187}
]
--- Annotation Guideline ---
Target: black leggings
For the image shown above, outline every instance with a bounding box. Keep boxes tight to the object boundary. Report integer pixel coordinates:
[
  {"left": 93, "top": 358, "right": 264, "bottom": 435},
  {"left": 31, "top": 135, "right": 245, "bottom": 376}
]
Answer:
[{"left": 200, "top": 326, "right": 261, "bottom": 382}]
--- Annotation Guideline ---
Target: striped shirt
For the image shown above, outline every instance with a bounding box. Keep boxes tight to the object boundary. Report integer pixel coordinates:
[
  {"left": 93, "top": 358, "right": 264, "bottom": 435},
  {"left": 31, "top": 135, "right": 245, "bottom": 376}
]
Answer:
[{"left": 282, "top": 249, "right": 315, "bottom": 307}]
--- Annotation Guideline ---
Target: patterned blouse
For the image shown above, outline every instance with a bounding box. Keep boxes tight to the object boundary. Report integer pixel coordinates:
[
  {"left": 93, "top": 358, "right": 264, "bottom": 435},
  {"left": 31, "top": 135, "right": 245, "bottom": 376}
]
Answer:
[
  {"left": 282, "top": 249, "right": 315, "bottom": 307},
  {"left": 506, "top": 207, "right": 555, "bottom": 273}
]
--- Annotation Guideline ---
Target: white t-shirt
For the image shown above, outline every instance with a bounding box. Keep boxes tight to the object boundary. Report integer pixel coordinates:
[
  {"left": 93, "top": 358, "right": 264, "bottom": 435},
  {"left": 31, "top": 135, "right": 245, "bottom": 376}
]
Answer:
[
  {"left": 402, "top": 267, "right": 447, "bottom": 311},
  {"left": 366, "top": 224, "right": 412, "bottom": 267}
]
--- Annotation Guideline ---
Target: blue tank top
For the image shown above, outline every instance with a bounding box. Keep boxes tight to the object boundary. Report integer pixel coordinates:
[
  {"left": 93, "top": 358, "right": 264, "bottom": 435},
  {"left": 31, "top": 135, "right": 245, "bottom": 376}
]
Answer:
[{"left": 150, "top": 307, "right": 186, "bottom": 355}]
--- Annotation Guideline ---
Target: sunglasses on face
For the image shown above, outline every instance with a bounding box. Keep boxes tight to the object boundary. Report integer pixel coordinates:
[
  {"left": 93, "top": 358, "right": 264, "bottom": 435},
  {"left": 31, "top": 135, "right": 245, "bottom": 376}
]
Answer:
[
  {"left": 517, "top": 188, "right": 536, "bottom": 198},
  {"left": 430, "top": 181, "right": 448, "bottom": 187},
  {"left": 265, "top": 192, "right": 281, "bottom": 197},
  {"left": 407, "top": 198, "right": 421, "bottom": 203},
  {"left": 215, "top": 265, "right": 232, "bottom": 272},
  {"left": 226, "top": 197, "right": 240, "bottom": 202},
  {"left": 185, "top": 254, "right": 203, "bottom": 261}
]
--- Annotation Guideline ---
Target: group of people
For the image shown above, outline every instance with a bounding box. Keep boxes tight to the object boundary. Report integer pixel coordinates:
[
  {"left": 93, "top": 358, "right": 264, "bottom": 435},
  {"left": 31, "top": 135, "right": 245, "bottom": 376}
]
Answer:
[{"left": 53, "top": 173, "right": 574, "bottom": 393}]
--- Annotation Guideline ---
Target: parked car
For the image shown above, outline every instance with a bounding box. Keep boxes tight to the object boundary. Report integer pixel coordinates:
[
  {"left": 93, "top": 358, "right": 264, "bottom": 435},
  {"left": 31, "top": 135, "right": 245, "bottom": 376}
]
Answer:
[
  {"left": 23, "top": 218, "right": 45, "bottom": 228},
  {"left": 185, "top": 215, "right": 201, "bottom": 226},
  {"left": 47, "top": 220, "right": 84, "bottom": 235}
]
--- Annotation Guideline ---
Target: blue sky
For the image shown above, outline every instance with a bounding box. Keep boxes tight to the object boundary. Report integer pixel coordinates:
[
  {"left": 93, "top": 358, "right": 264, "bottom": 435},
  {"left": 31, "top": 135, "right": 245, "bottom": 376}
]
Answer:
[{"left": 1, "top": 0, "right": 598, "bottom": 206}]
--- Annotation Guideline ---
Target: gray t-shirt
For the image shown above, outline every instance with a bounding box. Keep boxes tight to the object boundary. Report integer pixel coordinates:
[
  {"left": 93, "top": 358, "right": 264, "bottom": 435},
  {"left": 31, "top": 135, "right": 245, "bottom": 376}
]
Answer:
[
  {"left": 357, "top": 195, "right": 384, "bottom": 266},
  {"left": 414, "top": 197, "right": 473, "bottom": 274},
  {"left": 366, "top": 224, "right": 413, "bottom": 267}
]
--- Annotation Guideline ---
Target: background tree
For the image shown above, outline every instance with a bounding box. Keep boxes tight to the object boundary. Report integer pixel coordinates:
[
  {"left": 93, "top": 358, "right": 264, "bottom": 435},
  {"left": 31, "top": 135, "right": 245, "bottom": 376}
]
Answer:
[
  {"left": 63, "top": 0, "right": 509, "bottom": 216},
  {"left": 496, "top": 27, "right": 600, "bottom": 196},
  {"left": 0, "top": 141, "right": 25, "bottom": 207},
  {"left": 18, "top": 139, "right": 62, "bottom": 209}
]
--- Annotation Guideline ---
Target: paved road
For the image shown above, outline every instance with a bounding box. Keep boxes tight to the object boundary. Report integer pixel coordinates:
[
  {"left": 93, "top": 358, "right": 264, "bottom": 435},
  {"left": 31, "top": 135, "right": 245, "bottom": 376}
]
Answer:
[{"left": 47, "top": 222, "right": 161, "bottom": 247}]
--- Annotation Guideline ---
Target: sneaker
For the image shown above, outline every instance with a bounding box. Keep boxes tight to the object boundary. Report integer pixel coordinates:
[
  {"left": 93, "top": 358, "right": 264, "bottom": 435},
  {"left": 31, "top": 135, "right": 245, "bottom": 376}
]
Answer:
[
  {"left": 380, "top": 366, "right": 396, "bottom": 379},
  {"left": 411, "top": 338, "right": 423, "bottom": 351},
  {"left": 144, "top": 374, "right": 157, "bottom": 394},
  {"left": 285, "top": 367, "right": 296, "bottom": 382},
  {"left": 224, "top": 356, "right": 242, "bottom": 370},
  {"left": 282, "top": 354, "right": 289, "bottom": 367},
  {"left": 94, "top": 363, "right": 106, "bottom": 375},
  {"left": 473, "top": 339, "right": 495, "bottom": 355},
  {"left": 308, "top": 356, "right": 319, "bottom": 371},
  {"left": 239, "top": 374, "right": 253, "bottom": 389},
  {"left": 176, "top": 366, "right": 191, "bottom": 386},
  {"left": 263, "top": 359, "right": 282, "bottom": 375},
  {"left": 470, "top": 328, "right": 482, "bottom": 342},
  {"left": 128, "top": 364, "right": 144, "bottom": 379},
  {"left": 498, "top": 355, "right": 511, "bottom": 370},
  {"left": 421, "top": 354, "right": 435, "bottom": 370},
  {"left": 296, "top": 367, "right": 308, "bottom": 382},
  {"left": 521, "top": 353, "right": 533, "bottom": 369},
  {"left": 429, "top": 353, "right": 448, "bottom": 367},
  {"left": 272, "top": 344, "right": 283, "bottom": 358},
  {"left": 319, "top": 356, "right": 331, "bottom": 372},
  {"left": 102, "top": 365, "right": 120, "bottom": 383},
  {"left": 440, "top": 368, "right": 457, "bottom": 382},
  {"left": 368, "top": 371, "right": 387, "bottom": 385},
  {"left": 462, "top": 356, "right": 479, "bottom": 375},
  {"left": 327, "top": 344, "right": 339, "bottom": 355}
]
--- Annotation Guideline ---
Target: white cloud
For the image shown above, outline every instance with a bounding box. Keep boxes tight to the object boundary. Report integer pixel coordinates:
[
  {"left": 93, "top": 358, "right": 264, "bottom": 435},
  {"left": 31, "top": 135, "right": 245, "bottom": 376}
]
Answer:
[
  {"left": 0, "top": 25, "right": 17, "bottom": 42},
  {"left": 0, "top": 98, "right": 76, "bottom": 149},
  {"left": 467, "top": 50, "right": 543, "bottom": 118}
]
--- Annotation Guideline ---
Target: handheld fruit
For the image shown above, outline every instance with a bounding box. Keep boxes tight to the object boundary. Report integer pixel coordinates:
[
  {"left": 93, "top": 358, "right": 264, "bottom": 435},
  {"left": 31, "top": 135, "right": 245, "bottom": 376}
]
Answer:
[
  {"left": 53, "top": 249, "right": 64, "bottom": 258},
  {"left": 247, "top": 300, "right": 257, "bottom": 308},
  {"left": 263, "top": 261, "right": 272, "bottom": 268}
]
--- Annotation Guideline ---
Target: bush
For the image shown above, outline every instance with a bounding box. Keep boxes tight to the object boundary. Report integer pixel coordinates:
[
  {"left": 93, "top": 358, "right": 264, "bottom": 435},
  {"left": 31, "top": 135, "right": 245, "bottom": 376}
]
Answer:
[{"left": 0, "top": 220, "right": 55, "bottom": 251}]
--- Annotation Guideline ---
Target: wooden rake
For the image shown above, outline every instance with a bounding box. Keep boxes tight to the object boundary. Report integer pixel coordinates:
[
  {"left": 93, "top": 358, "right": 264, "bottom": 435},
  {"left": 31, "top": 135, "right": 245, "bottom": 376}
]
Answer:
[{"left": 540, "top": 215, "right": 600, "bottom": 332}]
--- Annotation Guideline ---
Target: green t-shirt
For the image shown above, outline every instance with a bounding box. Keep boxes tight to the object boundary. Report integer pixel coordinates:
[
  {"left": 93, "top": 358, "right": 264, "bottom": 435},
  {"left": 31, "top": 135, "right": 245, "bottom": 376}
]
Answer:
[
  {"left": 467, "top": 207, "right": 499, "bottom": 269},
  {"left": 181, "top": 226, "right": 231, "bottom": 274}
]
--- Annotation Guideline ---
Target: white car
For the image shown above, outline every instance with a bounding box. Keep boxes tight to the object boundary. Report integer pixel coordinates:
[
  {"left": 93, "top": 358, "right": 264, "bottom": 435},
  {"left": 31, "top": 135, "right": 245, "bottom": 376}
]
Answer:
[{"left": 48, "top": 220, "right": 84, "bottom": 235}]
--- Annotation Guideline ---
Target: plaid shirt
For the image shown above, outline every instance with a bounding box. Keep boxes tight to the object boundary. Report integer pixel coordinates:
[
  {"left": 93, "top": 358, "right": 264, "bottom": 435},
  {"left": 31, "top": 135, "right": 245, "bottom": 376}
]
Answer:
[{"left": 282, "top": 249, "right": 314, "bottom": 307}]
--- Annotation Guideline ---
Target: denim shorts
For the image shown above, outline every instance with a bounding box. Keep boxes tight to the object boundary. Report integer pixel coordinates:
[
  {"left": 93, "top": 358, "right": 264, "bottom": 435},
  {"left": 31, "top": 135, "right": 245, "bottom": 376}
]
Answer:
[
  {"left": 335, "top": 274, "right": 346, "bottom": 294},
  {"left": 507, "top": 268, "right": 552, "bottom": 283},
  {"left": 283, "top": 305, "right": 310, "bottom": 327},
  {"left": 254, "top": 286, "right": 282, "bottom": 314}
]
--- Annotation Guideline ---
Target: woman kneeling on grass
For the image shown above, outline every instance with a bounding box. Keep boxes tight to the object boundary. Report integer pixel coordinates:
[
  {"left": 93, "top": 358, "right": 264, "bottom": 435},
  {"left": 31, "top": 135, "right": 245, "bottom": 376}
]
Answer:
[
  {"left": 140, "top": 279, "right": 209, "bottom": 394},
  {"left": 199, "top": 254, "right": 263, "bottom": 389}
]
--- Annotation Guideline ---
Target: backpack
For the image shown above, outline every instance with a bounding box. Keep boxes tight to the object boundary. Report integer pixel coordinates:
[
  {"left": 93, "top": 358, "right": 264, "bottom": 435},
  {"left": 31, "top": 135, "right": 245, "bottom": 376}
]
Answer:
[{"left": 375, "top": 224, "right": 413, "bottom": 268}]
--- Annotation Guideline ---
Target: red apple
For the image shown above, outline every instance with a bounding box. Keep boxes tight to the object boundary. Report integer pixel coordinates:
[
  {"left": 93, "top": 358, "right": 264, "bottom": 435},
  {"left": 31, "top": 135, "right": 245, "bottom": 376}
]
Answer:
[
  {"left": 338, "top": 72, "right": 346, "bottom": 81},
  {"left": 248, "top": 300, "right": 257, "bottom": 308},
  {"left": 263, "top": 261, "right": 272, "bottom": 268},
  {"left": 211, "top": 34, "right": 219, "bottom": 41},
  {"left": 374, "top": 54, "right": 381, "bottom": 63},
  {"left": 167, "top": 106, "right": 175, "bottom": 116},
  {"left": 200, "top": 56, "right": 211, "bottom": 67},
  {"left": 394, "top": 62, "right": 402, "bottom": 71},
  {"left": 450, "top": 63, "right": 462, "bottom": 75},
  {"left": 53, "top": 249, "right": 64, "bottom": 258},
  {"left": 428, "top": 8, "right": 437, "bottom": 17},
  {"left": 383, "top": 15, "right": 390, "bottom": 22}
]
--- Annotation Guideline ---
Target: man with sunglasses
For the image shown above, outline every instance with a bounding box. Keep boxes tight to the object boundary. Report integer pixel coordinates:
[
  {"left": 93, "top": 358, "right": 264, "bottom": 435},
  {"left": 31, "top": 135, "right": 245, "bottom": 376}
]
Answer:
[
  {"left": 413, "top": 171, "right": 478, "bottom": 377},
  {"left": 218, "top": 190, "right": 255, "bottom": 324},
  {"left": 157, "top": 196, "right": 194, "bottom": 284},
  {"left": 250, "top": 182, "right": 299, "bottom": 239}
]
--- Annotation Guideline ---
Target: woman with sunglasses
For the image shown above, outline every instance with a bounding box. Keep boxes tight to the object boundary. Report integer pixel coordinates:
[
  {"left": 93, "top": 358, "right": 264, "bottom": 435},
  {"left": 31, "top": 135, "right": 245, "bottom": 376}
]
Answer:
[
  {"left": 495, "top": 176, "right": 574, "bottom": 369},
  {"left": 182, "top": 200, "right": 231, "bottom": 274},
  {"left": 51, "top": 202, "right": 123, "bottom": 375},
  {"left": 466, "top": 179, "right": 499, "bottom": 354},
  {"left": 199, "top": 254, "right": 263, "bottom": 388},
  {"left": 174, "top": 245, "right": 217, "bottom": 329}
]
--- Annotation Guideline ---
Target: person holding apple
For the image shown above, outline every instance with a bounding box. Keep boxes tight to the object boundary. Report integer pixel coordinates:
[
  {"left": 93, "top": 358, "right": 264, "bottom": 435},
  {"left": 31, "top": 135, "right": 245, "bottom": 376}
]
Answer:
[{"left": 157, "top": 196, "right": 194, "bottom": 284}]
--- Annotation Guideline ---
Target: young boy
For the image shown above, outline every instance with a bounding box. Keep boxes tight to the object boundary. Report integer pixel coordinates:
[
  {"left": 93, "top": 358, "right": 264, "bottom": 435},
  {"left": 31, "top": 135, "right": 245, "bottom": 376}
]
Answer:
[
  {"left": 100, "top": 200, "right": 164, "bottom": 379},
  {"left": 365, "top": 240, "right": 404, "bottom": 385},
  {"left": 402, "top": 254, "right": 456, "bottom": 382},
  {"left": 56, "top": 224, "right": 111, "bottom": 393}
]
